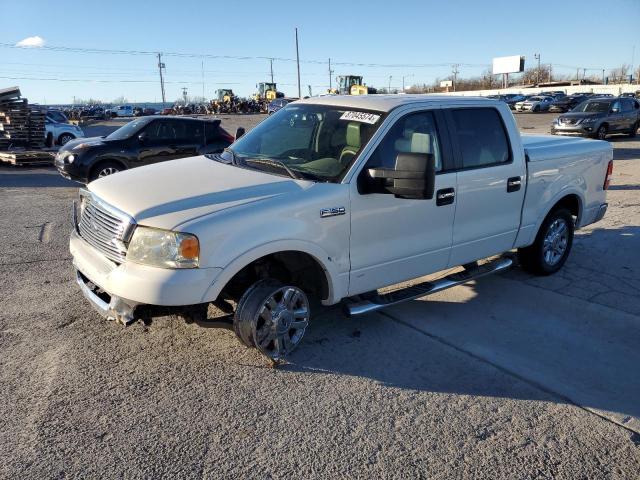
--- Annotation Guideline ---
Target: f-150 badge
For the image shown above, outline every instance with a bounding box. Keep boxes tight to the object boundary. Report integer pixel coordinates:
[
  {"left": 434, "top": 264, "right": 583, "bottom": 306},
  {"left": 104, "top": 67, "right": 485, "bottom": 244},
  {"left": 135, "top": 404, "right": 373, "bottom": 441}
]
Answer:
[{"left": 320, "top": 207, "right": 346, "bottom": 218}]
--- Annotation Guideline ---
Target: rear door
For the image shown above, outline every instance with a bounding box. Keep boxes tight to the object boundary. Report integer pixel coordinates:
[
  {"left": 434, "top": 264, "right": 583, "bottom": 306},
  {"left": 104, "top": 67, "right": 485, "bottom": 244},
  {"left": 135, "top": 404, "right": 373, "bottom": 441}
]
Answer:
[{"left": 445, "top": 107, "right": 526, "bottom": 267}]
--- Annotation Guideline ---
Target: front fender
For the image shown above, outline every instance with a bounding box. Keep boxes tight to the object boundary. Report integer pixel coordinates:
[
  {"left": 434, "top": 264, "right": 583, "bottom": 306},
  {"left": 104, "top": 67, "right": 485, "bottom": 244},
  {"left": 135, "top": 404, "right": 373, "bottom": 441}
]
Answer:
[{"left": 200, "top": 239, "right": 348, "bottom": 306}]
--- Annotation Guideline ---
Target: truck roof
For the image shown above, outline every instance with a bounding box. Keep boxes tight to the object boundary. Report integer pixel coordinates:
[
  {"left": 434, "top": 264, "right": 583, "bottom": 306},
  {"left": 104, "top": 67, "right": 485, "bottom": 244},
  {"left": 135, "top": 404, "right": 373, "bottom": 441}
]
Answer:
[{"left": 298, "top": 94, "right": 496, "bottom": 112}]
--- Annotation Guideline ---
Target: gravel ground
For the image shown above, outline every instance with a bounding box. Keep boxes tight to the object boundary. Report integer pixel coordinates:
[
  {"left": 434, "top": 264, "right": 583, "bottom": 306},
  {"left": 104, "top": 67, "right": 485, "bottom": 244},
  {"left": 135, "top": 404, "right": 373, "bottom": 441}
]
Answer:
[{"left": 1, "top": 111, "right": 639, "bottom": 479}]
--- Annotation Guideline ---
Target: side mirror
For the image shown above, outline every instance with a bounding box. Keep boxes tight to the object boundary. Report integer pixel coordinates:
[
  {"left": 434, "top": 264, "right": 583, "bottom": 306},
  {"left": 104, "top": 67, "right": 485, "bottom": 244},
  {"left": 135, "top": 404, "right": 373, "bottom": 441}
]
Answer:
[
  {"left": 138, "top": 132, "right": 148, "bottom": 143},
  {"left": 235, "top": 127, "right": 246, "bottom": 141},
  {"left": 367, "top": 153, "right": 436, "bottom": 200}
]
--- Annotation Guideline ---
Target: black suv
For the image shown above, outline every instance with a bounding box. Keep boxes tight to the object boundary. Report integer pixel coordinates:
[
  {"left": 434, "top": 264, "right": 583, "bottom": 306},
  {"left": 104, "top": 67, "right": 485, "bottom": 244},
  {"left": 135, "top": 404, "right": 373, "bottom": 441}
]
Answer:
[
  {"left": 549, "top": 94, "right": 589, "bottom": 113},
  {"left": 55, "top": 116, "right": 234, "bottom": 183}
]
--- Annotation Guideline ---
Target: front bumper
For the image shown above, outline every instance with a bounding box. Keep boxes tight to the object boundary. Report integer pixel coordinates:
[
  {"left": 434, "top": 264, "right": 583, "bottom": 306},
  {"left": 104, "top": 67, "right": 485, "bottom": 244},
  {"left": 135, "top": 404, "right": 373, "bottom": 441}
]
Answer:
[
  {"left": 551, "top": 122, "right": 597, "bottom": 136},
  {"left": 55, "top": 151, "right": 88, "bottom": 182},
  {"left": 70, "top": 229, "right": 222, "bottom": 323}
]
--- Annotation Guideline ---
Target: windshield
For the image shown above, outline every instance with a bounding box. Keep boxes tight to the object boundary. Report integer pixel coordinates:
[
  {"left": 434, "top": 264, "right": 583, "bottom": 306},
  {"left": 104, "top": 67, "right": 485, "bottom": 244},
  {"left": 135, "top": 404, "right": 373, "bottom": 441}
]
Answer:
[
  {"left": 106, "top": 118, "right": 150, "bottom": 140},
  {"left": 529, "top": 96, "right": 545, "bottom": 101},
  {"left": 573, "top": 100, "right": 611, "bottom": 113},
  {"left": 220, "top": 104, "right": 384, "bottom": 182}
]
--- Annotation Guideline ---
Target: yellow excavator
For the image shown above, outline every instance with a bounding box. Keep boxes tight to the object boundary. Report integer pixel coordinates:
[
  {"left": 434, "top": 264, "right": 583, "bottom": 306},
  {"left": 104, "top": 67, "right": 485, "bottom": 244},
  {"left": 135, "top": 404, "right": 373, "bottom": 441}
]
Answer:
[
  {"left": 331, "top": 75, "right": 377, "bottom": 95},
  {"left": 254, "top": 82, "right": 284, "bottom": 102},
  {"left": 216, "top": 88, "right": 235, "bottom": 103},
  {"left": 253, "top": 82, "right": 285, "bottom": 113}
]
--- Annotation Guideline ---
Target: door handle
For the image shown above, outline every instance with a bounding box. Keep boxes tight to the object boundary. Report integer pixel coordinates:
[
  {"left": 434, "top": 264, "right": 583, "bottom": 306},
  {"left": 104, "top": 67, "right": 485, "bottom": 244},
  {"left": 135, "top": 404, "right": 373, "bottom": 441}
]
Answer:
[
  {"left": 507, "top": 177, "right": 522, "bottom": 192},
  {"left": 436, "top": 188, "right": 455, "bottom": 206}
]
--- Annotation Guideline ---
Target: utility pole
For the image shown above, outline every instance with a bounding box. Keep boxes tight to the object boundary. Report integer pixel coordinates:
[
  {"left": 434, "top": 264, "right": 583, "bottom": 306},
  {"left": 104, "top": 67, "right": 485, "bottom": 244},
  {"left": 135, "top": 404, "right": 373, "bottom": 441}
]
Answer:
[
  {"left": 182, "top": 87, "right": 188, "bottom": 104},
  {"left": 452, "top": 64, "right": 459, "bottom": 92},
  {"left": 328, "top": 58, "right": 333, "bottom": 91},
  {"left": 602, "top": 69, "right": 606, "bottom": 84},
  {"left": 157, "top": 53, "right": 166, "bottom": 105},
  {"left": 534, "top": 53, "right": 540, "bottom": 85},
  {"left": 295, "top": 28, "right": 301, "bottom": 99},
  {"left": 402, "top": 74, "right": 414, "bottom": 92},
  {"left": 201, "top": 60, "right": 205, "bottom": 99},
  {"left": 388, "top": 75, "right": 392, "bottom": 94},
  {"left": 548, "top": 64, "right": 552, "bottom": 83},
  {"left": 270, "top": 58, "right": 274, "bottom": 84},
  {"left": 583, "top": 68, "right": 586, "bottom": 81}
]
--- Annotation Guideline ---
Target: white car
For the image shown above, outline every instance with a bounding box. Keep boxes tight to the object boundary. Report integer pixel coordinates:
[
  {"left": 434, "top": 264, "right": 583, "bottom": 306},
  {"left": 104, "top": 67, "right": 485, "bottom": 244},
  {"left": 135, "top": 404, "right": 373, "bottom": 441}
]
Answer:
[
  {"left": 70, "top": 95, "right": 611, "bottom": 362},
  {"left": 45, "top": 113, "right": 85, "bottom": 146},
  {"left": 108, "top": 105, "right": 134, "bottom": 117},
  {"left": 514, "top": 95, "right": 555, "bottom": 112}
]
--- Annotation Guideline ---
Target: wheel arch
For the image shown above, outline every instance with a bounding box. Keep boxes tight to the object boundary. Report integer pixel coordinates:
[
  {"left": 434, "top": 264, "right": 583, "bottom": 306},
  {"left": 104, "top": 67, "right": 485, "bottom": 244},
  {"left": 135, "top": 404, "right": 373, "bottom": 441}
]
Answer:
[
  {"left": 57, "top": 132, "right": 76, "bottom": 144},
  {"left": 202, "top": 241, "right": 344, "bottom": 306},
  {"left": 89, "top": 158, "right": 127, "bottom": 179},
  {"left": 535, "top": 192, "right": 582, "bottom": 237}
]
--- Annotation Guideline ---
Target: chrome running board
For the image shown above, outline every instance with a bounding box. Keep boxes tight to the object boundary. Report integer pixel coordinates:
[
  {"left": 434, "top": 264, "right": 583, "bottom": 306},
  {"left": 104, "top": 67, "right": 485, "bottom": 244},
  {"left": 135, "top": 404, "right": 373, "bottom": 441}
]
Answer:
[{"left": 345, "top": 257, "right": 513, "bottom": 317}]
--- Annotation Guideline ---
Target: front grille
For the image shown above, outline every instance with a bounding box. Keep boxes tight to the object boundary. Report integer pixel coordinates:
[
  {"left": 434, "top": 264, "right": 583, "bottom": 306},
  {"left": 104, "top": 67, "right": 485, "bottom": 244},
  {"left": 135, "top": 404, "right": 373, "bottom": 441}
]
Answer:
[{"left": 78, "top": 191, "right": 134, "bottom": 263}]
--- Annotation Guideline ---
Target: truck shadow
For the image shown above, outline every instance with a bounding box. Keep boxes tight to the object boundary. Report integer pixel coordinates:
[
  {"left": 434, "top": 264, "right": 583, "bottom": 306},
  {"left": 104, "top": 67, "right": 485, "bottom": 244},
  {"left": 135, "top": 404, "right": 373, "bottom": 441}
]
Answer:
[{"left": 286, "top": 226, "right": 640, "bottom": 419}]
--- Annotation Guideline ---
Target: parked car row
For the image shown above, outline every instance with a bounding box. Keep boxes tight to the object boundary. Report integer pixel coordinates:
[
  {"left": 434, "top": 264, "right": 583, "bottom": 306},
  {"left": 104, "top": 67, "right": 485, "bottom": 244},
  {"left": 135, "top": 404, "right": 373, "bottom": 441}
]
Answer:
[{"left": 488, "top": 91, "right": 629, "bottom": 114}]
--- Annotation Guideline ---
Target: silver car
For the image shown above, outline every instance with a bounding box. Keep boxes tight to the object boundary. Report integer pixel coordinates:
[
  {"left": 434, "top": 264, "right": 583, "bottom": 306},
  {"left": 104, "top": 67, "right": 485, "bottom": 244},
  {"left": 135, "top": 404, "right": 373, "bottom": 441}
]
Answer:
[
  {"left": 45, "top": 113, "right": 85, "bottom": 146},
  {"left": 514, "top": 95, "right": 554, "bottom": 113}
]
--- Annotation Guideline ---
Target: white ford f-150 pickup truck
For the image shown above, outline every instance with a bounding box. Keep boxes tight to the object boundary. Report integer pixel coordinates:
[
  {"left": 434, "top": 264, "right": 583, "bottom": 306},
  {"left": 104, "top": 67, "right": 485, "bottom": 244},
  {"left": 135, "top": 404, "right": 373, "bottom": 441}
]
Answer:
[{"left": 70, "top": 95, "right": 612, "bottom": 362}]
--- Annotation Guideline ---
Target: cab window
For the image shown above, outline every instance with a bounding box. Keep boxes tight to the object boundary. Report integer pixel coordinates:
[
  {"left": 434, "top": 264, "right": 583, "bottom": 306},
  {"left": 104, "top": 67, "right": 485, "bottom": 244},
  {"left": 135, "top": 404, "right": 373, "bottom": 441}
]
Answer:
[
  {"left": 449, "top": 108, "right": 511, "bottom": 169},
  {"left": 365, "top": 111, "right": 444, "bottom": 172}
]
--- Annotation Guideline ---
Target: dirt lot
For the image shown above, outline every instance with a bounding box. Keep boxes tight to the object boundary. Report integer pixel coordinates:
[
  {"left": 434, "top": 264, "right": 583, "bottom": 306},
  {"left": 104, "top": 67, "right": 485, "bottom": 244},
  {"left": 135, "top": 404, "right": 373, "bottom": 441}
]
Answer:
[{"left": 1, "top": 111, "right": 639, "bottom": 479}]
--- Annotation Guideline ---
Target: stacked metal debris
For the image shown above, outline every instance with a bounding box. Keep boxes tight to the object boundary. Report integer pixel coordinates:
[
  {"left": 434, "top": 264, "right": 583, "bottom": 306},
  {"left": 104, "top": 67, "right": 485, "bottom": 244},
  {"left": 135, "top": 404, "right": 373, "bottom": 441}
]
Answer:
[{"left": 0, "top": 86, "right": 46, "bottom": 150}]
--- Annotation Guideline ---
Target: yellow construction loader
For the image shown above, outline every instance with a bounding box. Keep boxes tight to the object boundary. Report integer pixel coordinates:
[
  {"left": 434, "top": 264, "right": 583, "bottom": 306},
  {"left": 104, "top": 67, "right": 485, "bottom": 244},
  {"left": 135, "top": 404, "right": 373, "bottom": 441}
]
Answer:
[{"left": 331, "top": 75, "right": 377, "bottom": 95}]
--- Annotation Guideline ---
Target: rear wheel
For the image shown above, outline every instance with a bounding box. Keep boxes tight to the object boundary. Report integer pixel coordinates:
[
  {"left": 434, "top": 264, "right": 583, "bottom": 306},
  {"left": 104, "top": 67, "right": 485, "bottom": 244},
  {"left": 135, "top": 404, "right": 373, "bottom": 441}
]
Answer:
[
  {"left": 629, "top": 121, "right": 638, "bottom": 138},
  {"left": 90, "top": 161, "right": 123, "bottom": 182},
  {"left": 518, "top": 208, "right": 574, "bottom": 276},
  {"left": 234, "top": 278, "right": 310, "bottom": 363},
  {"left": 58, "top": 133, "right": 75, "bottom": 145},
  {"left": 596, "top": 124, "right": 608, "bottom": 140}
]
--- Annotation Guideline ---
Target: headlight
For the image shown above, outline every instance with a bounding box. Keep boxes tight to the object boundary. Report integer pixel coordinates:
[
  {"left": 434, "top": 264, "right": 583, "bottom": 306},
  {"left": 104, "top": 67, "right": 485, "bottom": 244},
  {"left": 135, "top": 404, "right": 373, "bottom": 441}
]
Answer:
[
  {"left": 126, "top": 226, "right": 199, "bottom": 269},
  {"left": 67, "top": 154, "right": 75, "bottom": 163},
  {"left": 582, "top": 117, "right": 596, "bottom": 123}
]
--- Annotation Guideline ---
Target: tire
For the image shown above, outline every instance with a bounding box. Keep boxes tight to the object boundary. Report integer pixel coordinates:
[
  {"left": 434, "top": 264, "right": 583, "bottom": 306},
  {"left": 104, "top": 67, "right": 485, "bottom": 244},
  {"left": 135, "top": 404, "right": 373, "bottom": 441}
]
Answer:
[
  {"left": 89, "top": 161, "right": 124, "bottom": 182},
  {"left": 533, "top": 105, "right": 540, "bottom": 113},
  {"left": 233, "top": 278, "right": 310, "bottom": 362},
  {"left": 596, "top": 124, "right": 608, "bottom": 140},
  {"left": 518, "top": 208, "right": 574, "bottom": 276},
  {"left": 629, "top": 121, "right": 638, "bottom": 138},
  {"left": 58, "top": 133, "right": 75, "bottom": 145}
]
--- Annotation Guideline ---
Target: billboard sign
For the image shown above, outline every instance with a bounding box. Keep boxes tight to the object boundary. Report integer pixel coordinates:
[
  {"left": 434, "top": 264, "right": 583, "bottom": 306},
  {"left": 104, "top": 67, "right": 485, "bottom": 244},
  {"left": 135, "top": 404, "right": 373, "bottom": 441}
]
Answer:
[
  {"left": 440, "top": 80, "right": 453, "bottom": 88},
  {"left": 492, "top": 56, "right": 525, "bottom": 75}
]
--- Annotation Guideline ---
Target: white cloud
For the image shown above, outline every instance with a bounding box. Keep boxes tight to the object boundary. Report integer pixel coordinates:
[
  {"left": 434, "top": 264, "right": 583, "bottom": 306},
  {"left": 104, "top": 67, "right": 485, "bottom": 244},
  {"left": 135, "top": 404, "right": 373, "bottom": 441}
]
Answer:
[{"left": 16, "top": 36, "right": 45, "bottom": 48}]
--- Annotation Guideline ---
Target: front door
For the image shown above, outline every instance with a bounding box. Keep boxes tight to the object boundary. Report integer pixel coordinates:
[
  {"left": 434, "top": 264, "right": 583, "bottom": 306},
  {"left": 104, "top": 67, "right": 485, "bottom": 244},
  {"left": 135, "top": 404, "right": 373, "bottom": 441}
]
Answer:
[
  {"left": 445, "top": 107, "right": 525, "bottom": 267},
  {"left": 137, "top": 119, "right": 193, "bottom": 165},
  {"left": 349, "top": 109, "right": 457, "bottom": 295}
]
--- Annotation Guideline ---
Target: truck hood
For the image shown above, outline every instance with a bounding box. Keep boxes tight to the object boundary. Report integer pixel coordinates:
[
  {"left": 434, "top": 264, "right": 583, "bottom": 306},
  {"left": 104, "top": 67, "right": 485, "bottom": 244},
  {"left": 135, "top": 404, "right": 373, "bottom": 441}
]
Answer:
[{"left": 88, "top": 155, "right": 310, "bottom": 230}]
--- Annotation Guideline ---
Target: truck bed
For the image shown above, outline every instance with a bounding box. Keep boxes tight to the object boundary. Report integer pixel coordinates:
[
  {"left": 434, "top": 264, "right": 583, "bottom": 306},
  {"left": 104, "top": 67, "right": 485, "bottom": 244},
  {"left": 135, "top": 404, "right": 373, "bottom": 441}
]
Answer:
[{"left": 515, "top": 134, "right": 611, "bottom": 248}]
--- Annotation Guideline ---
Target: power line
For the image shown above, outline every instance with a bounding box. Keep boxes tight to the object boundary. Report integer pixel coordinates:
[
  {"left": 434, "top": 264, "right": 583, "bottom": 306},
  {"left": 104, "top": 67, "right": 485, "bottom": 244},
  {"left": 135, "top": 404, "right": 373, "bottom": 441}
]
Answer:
[{"left": 0, "top": 42, "right": 490, "bottom": 70}]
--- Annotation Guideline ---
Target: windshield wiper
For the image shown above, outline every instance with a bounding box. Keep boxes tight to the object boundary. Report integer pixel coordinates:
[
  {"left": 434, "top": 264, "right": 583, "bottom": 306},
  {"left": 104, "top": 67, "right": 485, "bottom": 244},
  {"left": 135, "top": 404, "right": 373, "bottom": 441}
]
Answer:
[{"left": 243, "top": 157, "right": 303, "bottom": 180}]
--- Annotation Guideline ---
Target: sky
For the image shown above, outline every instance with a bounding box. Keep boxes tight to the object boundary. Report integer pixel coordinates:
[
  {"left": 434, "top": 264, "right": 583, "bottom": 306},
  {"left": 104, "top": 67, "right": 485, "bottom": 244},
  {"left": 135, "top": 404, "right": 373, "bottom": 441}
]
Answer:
[{"left": 1, "top": 0, "right": 639, "bottom": 105}]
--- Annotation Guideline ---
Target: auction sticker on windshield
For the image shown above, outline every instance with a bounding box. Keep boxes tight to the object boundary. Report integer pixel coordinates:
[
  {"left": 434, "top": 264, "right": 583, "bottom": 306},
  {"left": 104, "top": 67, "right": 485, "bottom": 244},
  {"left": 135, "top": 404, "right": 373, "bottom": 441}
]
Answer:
[{"left": 339, "top": 111, "right": 381, "bottom": 124}]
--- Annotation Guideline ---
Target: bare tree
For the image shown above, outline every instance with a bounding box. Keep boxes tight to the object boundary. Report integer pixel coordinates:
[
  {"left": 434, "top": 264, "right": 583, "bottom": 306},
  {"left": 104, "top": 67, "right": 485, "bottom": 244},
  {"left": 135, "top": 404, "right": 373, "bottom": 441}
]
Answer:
[{"left": 112, "top": 96, "right": 128, "bottom": 105}]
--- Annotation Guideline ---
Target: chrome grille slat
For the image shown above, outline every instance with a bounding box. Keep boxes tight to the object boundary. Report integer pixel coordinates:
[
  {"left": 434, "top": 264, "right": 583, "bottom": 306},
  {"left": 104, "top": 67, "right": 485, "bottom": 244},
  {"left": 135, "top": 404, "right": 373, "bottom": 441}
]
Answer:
[
  {"left": 78, "top": 191, "right": 133, "bottom": 263},
  {"left": 87, "top": 205, "right": 122, "bottom": 227},
  {"left": 83, "top": 209, "right": 123, "bottom": 234}
]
